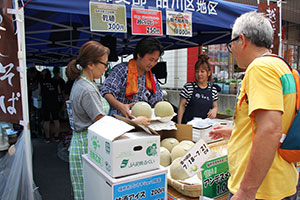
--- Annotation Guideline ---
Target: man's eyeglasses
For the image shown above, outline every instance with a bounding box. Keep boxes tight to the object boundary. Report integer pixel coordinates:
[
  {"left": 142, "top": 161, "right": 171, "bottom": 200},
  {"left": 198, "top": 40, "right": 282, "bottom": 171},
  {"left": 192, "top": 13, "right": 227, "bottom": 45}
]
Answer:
[
  {"left": 98, "top": 61, "right": 109, "bottom": 69},
  {"left": 227, "top": 35, "right": 240, "bottom": 53}
]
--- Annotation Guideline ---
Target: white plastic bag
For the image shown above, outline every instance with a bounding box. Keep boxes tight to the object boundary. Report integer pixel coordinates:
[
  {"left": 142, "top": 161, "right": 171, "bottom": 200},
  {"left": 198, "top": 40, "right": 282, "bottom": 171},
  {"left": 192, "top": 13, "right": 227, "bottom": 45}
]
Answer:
[{"left": 0, "top": 131, "right": 42, "bottom": 200}]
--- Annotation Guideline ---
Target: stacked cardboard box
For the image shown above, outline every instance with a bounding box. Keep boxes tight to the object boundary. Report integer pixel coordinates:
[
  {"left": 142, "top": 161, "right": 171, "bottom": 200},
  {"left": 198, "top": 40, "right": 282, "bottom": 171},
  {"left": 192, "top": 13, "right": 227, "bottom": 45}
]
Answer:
[{"left": 83, "top": 116, "right": 167, "bottom": 200}]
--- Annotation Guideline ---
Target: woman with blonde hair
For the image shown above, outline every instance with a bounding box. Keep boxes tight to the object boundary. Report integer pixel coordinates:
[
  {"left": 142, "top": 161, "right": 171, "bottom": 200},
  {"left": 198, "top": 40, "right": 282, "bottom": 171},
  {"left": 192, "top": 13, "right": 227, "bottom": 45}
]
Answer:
[
  {"left": 177, "top": 54, "right": 218, "bottom": 124},
  {"left": 66, "top": 41, "right": 149, "bottom": 200}
]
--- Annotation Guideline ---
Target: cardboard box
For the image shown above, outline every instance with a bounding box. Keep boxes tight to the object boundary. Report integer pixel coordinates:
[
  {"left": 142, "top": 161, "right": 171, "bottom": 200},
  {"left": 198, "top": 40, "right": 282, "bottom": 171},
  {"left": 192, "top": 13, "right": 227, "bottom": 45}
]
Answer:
[
  {"left": 88, "top": 116, "right": 160, "bottom": 178},
  {"left": 158, "top": 124, "right": 193, "bottom": 142},
  {"left": 83, "top": 154, "right": 167, "bottom": 200}
]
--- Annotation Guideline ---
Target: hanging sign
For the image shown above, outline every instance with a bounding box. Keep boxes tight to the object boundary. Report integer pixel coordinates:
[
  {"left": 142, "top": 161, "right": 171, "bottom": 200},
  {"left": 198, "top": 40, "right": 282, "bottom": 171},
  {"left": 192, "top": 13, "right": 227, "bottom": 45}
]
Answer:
[
  {"left": 258, "top": 2, "right": 279, "bottom": 55},
  {"left": 201, "top": 155, "right": 230, "bottom": 198},
  {"left": 0, "top": 0, "right": 22, "bottom": 124},
  {"left": 180, "top": 139, "right": 211, "bottom": 177},
  {"left": 166, "top": 10, "right": 192, "bottom": 37},
  {"left": 131, "top": 8, "right": 162, "bottom": 36},
  {"left": 89, "top": 2, "right": 127, "bottom": 33}
]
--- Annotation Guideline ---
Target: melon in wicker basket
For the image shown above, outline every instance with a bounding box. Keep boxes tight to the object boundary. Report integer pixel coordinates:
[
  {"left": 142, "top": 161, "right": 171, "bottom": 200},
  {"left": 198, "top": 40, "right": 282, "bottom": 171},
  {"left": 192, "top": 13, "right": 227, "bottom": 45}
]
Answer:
[{"left": 167, "top": 140, "right": 228, "bottom": 198}]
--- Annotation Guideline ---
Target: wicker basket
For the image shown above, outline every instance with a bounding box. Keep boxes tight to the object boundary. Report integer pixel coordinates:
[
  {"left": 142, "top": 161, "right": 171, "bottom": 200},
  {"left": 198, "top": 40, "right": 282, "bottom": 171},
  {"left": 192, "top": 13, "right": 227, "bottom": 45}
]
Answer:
[{"left": 167, "top": 140, "right": 228, "bottom": 198}]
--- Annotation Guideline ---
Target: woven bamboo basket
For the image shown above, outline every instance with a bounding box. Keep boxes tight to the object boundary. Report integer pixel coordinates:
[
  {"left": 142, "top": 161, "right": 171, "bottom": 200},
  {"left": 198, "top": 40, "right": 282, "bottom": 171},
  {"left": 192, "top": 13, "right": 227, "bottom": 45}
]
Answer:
[{"left": 167, "top": 140, "right": 228, "bottom": 198}]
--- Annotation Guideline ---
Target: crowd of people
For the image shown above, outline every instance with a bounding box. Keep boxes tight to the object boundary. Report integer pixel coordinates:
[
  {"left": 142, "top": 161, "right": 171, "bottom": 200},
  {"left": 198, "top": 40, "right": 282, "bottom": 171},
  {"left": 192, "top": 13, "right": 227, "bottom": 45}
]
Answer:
[
  {"left": 26, "top": 10, "right": 299, "bottom": 200},
  {"left": 27, "top": 66, "right": 73, "bottom": 143}
]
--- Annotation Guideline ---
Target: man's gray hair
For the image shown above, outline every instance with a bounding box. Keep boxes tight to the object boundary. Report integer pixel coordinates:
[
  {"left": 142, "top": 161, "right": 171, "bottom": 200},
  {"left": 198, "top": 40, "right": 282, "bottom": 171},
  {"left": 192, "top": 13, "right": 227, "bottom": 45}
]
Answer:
[{"left": 232, "top": 11, "right": 273, "bottom": 49}]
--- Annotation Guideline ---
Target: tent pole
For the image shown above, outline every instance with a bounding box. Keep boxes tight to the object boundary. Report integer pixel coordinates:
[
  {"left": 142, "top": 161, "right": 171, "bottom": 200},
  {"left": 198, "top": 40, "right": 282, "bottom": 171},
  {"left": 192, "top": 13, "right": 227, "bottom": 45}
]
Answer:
[
  {"left": 14, "top": 0, "right": 34, "bottom": 199},
  {"left": 278, "top": 0, "right": 282, "bottom": 57}
]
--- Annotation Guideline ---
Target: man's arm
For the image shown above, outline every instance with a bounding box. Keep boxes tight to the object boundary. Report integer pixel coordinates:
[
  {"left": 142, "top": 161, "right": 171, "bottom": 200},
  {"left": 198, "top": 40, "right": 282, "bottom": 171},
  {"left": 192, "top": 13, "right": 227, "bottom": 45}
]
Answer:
[
  {"left": 232, "top": 109, "right": 282, "bottom": 200},
  {"left": 104, "top": 93, "right": 134, "bottom": 118}
]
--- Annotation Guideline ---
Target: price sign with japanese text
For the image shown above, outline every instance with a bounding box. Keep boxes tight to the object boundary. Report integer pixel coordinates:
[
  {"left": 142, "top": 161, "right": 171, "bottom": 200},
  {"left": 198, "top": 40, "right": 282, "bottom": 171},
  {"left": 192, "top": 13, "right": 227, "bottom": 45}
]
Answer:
[
  {"left": 113, "top": 173, "right": 166, "bottom": 200},
  {"left": 131, "top": 8, "right": 162, "bottom": 36},
  {"left": 0, "top": 1, "right": 22, "bottom": 124},
  {"left": 166, "top": 10, "right": 192, "bottom": 37},
  {"left": 201, "top": 156, "right": 230, "bottom": 198},
  {"left": 89, "top": 2, "right": 127, "bottom": 33},
  {"left": 180, "top": 139, "right": 211, "bottom": 177}
]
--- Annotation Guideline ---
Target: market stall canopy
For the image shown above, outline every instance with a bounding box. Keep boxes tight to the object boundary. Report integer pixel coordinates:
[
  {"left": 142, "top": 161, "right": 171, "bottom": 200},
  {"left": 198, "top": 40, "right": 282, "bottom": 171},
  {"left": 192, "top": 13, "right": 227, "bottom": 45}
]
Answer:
[{"left": 22, "top": 0, "right": 256, "bottom": 66}]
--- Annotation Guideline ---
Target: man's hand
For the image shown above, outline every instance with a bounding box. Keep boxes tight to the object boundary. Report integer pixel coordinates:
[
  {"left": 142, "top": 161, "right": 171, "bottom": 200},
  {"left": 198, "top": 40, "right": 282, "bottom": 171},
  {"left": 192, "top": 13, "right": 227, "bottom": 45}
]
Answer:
[
  {"left": 119, "top": 102, "right": 135, "bottom": 119},
  {"left": 209, "top": 125, "right": 232, "bottom": 140}
]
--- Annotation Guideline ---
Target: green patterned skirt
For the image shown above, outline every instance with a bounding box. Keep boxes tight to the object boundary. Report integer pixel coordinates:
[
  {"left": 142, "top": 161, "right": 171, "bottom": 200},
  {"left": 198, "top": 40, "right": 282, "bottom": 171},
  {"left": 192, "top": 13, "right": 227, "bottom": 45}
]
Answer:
[{"left": 69, "top": 130, "right": 88, "bottom": 200}]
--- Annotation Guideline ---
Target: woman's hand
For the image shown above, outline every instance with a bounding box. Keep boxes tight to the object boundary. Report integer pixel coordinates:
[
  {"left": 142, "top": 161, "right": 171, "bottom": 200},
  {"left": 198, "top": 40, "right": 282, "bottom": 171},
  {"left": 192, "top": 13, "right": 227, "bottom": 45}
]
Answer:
[
  {"left": 132, "top": 116, "right": 151, "bottom": 126},
  {"left": 209, "top": 125, "right": 232, "bottom": 140},
  {"left": 207, "top": 107, "right": 217, "bottom": 119}
]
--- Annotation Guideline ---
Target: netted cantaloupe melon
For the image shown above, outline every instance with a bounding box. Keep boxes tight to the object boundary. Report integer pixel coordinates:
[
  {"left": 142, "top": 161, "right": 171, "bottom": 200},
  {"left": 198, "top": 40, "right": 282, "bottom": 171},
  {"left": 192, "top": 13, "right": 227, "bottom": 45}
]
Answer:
[
  {"left": 131, "top": 101, "right": 152, "bottom": 118},
  {"left": 171, "top": 143, "right": 193, "bottom": 162},
  {"left": 161, "top": 138, "right": 179, "bottom": 152},
  {"left": 208, "top": 151, "right": 220, "bottom": 160},
  {"left": 179, "top": 140, "right": 195, "bottom": 147},
  {"left": 154, "top": 101, "right": 174, "bottom": 117},
  {"left": 160, "top": 147, "right": 171, "bottom": 167},
  {"left": 170, "top": 157, "right": 190, "bottom": 180}
]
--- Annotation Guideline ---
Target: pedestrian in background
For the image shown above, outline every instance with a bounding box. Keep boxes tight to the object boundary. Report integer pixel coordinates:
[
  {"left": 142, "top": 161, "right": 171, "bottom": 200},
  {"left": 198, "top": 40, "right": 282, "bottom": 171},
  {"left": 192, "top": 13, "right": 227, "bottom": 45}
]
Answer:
[
  {"left": 177, "top": 54, "right": 218, "bottom": 124},
  {"left": 53, "top": 66, "right": 66, "bottom": 119},
  {"left": 209, "top": 11, "right": 298, "bottom": 200},
  {"left": 39, "top": 68, "right": 60, "bottom": 143}
]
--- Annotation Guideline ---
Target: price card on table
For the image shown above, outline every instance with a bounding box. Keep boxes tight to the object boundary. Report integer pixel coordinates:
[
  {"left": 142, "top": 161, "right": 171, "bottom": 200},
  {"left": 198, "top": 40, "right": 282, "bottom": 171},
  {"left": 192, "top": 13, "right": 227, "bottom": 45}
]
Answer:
[
  {"left": 179, "top": 139, "right": 211, "bottom": 177},
  {"left": 201, "top": 156, "right": 230, "bottom": 198}
]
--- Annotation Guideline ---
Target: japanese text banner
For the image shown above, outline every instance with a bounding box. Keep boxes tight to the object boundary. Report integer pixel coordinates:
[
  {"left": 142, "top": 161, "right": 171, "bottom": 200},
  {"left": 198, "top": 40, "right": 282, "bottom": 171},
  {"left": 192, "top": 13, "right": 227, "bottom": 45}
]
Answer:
[{"left": 0, "top": 0, "right": 22, "bottom": 124}]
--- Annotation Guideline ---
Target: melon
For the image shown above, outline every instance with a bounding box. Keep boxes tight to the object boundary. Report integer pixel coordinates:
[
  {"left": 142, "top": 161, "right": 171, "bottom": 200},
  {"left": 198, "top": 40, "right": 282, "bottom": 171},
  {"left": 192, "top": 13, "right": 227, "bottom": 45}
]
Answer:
[
  {"left": 154, "top": 101, "right": 174, "bottom": 117},
  {"left": 208, "top": 150, "right": 220, "bottom": 160},
  {"left": 160, "top": 147, "right": 171, "bottom": 167},
  {"left": 131, "top": 101, "right": 152, "bottom": 118},
  {"left": 179, "top": 140, "right": 195, "bottom": 147},
  {"left": 161, "top": 138, "right": 179, "bottom": 152},
  {"left": 170, "top": 157, "right": 190, "bottom": 180},
  {"left": 171, "top": 143, "right": 193, "bottom": 162}
]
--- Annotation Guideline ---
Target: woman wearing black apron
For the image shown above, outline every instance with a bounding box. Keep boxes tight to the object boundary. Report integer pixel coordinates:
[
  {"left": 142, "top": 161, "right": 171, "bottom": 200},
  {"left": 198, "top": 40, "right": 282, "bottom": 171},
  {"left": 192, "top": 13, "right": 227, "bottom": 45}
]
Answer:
[{"left": 177, "top": 54, "right": 218, "bottom": 124}]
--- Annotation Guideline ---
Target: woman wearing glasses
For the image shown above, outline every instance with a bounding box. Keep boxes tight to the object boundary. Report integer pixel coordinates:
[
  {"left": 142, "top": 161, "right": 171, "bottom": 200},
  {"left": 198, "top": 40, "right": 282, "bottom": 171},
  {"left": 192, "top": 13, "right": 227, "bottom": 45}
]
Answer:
[
  {"left": 66, "top": 41, "right": 150, "bottom": 200},
  {"left": 177, "top": 54, "right": 219, "bottom": 124}
]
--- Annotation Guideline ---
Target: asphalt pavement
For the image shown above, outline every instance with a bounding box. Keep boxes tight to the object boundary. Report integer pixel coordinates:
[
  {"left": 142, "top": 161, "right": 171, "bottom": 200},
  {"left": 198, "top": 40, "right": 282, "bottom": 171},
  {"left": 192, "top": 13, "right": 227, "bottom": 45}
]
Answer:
[{"left": 32, "top": 125, "right": 73, "bottom": 200}]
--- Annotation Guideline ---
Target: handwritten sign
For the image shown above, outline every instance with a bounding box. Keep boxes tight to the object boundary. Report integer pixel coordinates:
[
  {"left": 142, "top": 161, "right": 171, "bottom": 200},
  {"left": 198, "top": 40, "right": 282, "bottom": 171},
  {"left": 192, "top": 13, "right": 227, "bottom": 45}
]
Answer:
[
  {"left": 0, "top": 1, "right": 22, "bottom": 124},
  {"left": 131, "top": 8, "right": 162, "bottom": 36},
  {"left": 89, "top": 2, "right": 127, "bottom": 33},
  {"left": 258, "top": 2, "right": 279, "bottom": 55},
  {"left": 166, "top": 10, "right": 192, "bottom": 37},
  {"left": 180, "top": 139, "right": 211, "bottom": 177},
  {"left": 201, "top": 155, "right": 230, "bottom": 198}
]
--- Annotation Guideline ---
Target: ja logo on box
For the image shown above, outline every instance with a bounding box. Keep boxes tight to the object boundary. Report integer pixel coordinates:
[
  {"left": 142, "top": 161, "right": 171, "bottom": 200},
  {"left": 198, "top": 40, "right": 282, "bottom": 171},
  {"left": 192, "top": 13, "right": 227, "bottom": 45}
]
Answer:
[
  {"left": 91, "top": 136, "right": 100, "bottom": 151},
  {"left": 146, "top": 144, "right": 157, "bottom": 156}
]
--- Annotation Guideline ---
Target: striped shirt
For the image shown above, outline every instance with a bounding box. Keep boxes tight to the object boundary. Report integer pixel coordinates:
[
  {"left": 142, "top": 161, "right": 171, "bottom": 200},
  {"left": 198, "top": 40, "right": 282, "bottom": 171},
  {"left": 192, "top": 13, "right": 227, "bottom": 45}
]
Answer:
[{"left": 180, "top": 81, "right": 218, "bottom": 106}]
